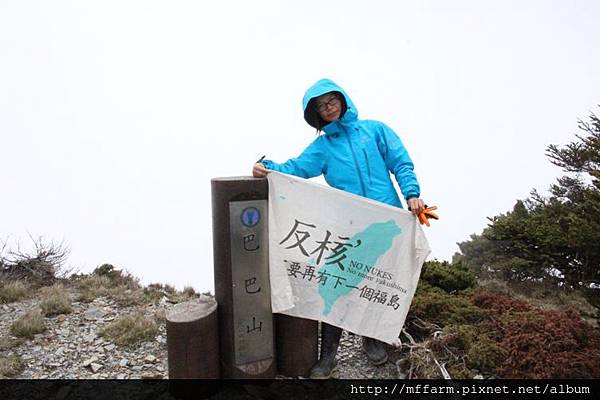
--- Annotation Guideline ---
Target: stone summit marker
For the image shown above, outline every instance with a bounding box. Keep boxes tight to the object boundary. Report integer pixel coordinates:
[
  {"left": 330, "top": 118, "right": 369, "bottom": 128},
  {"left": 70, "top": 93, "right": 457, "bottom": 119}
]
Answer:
[{"left": 211, "top": 177, "right": 276, "bottom": 378}]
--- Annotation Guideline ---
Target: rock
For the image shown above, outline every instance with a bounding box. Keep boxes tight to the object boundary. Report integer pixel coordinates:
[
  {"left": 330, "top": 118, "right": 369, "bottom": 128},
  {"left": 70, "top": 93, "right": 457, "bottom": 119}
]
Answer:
[
  {"left": 83, "top": 333, "right": 96, "bottom": 343},
  {"left": 82, "top": 356, "right": 99, "bottom": 367},
  {"left": 119, "top": 359, "right": 129, "bottom": 367},
  {"left": 56, "top": 314, "right": 67, "bottom": 322},
  {"left": 141, "top": 372, "right": 163, "bottom": 379},
  {"left": 117, "top": 373, "right": 127, "bottom": 379},
  {"left": 104, "top": 344, "right": 116, "bottom": 352},
  {"left": 144, "top": 355, "right": 156, "bottom": 363},
  {"left": 90, "top": 363, "right": 102, "bottom": 373},
  {"left": 84, "top": 307, "right": 106, "bottom": 321},
  {"left": 132, "top": 366, "right": 143, "bottom": 372}
]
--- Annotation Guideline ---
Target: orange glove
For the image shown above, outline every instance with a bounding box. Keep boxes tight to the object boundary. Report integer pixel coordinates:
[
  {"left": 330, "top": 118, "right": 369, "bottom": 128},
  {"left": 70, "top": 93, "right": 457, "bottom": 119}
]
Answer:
[{"left": 418, "top": 206, "right": 439, "bottom": 227}]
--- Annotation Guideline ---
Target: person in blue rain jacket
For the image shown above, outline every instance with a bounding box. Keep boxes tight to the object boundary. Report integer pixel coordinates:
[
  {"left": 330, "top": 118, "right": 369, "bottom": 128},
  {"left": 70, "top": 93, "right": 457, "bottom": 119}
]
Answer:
[{"left": 253, "top": 78, "right": 426, "bottom": 378}]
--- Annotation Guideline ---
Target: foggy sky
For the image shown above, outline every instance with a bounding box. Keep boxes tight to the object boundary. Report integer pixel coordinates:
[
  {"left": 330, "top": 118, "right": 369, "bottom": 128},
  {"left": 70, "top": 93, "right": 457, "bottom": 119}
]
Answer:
[{"left": 1, "top": 0, "right": 599, "bottom": 291}]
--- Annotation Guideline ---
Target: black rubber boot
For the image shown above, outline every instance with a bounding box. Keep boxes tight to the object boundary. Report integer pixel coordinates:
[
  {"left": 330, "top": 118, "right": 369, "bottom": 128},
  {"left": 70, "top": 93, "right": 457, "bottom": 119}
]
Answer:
[
  {"left": 362, "top": 336, "right": 388, "bottom": 365},
  {"left": 309, "top": 323, "right": 343, "bottom": 379}
]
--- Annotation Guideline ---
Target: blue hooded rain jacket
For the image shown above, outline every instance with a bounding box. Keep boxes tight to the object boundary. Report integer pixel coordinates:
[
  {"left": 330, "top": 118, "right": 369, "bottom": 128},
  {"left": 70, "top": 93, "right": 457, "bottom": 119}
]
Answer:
[{"left": 262, "top": 79, "right": 420, "bottom": 208}]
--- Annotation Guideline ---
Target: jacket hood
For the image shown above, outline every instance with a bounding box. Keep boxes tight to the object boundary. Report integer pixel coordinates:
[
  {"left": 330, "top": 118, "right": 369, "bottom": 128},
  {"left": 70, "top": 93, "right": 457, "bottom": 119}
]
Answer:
[{"left": 302, "top": 79, "right": 359, "bottom": 134}]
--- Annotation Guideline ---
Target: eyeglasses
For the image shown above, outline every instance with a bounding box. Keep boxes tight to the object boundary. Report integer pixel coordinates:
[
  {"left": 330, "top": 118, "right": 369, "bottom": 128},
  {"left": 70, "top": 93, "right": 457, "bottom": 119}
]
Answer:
[{"left": 316, "top": 96, "right": 340, "bottom": 113}]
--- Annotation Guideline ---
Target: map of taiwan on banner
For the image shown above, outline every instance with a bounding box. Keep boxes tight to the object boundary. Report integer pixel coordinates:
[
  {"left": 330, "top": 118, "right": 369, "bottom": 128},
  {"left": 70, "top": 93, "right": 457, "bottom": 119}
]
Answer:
[{"left": 268, "top": 172, "right": 431, "bottom": 345}]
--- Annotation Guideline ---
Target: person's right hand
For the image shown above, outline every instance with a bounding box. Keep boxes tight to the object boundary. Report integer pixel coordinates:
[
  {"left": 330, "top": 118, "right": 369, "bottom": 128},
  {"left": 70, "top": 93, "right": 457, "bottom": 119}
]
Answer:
[{"left": 252, "top": 162, "right": 268, "bottom": 178}]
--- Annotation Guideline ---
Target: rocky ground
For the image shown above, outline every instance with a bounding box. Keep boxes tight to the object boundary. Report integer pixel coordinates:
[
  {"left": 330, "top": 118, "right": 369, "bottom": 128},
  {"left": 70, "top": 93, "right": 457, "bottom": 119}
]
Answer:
[
  {"left": 0, "top": 292, "right": 402, "bottom": 379},
  {"left": 0, "top": 294, "right": 167, "bottom": 379}
]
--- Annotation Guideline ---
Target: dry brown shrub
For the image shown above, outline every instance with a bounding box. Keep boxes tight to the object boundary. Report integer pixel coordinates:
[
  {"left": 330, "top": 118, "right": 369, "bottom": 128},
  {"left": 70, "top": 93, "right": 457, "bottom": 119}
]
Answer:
[
  {"left": 0, "top": 236, "right": 70, "bottom": 284},
  {"left": 498, "top": 309, "right": 600, "bottom": 378},
  {"left": 414, "top": 288, "right": 600, "bottom": 379},
  {"left": 472, "top": 290, "right": 531, "bottom": 313}
]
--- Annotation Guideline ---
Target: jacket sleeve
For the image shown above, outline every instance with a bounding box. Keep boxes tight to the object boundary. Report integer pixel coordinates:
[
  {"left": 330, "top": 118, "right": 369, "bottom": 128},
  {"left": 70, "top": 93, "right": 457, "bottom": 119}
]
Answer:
[
  {"left": 261, "top": 138, "right": 325, "bottom": 179},
  {"left": 376, "top": 122, "right": 420, "bottom": 200}
]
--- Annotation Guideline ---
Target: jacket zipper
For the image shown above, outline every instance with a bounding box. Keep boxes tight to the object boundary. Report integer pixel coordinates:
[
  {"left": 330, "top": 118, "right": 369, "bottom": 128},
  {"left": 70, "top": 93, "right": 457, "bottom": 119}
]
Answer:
[
  {"left": 344, "top": 131, "right": 367, "bottom": 197},
  {"left": 362, "top": 148, "right": 372, "bottom": 184}
]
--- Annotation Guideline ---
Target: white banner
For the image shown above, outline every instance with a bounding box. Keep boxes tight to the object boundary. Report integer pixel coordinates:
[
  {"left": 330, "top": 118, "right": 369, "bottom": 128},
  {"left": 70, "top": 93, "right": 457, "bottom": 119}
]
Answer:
[{"left": 268, "top": 172, "right": 430, "bottom": 344}]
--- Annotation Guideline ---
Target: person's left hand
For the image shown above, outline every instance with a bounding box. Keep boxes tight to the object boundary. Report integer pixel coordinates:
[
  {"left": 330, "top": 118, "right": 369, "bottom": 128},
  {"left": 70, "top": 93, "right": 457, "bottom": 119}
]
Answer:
[{"left": 407, "top": 197, "right": 425, "bottom": 216}]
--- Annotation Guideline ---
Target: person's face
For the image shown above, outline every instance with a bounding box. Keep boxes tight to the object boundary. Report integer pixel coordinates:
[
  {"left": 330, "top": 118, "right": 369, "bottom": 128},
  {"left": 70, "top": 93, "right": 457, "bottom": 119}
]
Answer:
[{"left": 316, "top": 93, "right": 342, "bottom": 123}]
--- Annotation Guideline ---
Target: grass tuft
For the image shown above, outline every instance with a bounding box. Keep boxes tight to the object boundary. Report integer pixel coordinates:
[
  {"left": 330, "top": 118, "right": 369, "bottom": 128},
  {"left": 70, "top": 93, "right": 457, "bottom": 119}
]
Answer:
[
  {"left": 10, "top": 309, "right": 46, "bottom": 339},
  {"left": 0, "top": 354, "right": 24, "bottom": 378},
  {"left": 0, "top": 337, "right": 24, "bottom": 352},
  {"left": 39, "top": 284, "right": 72, "bottom": 316},
  {"left": 74, "top": 267, "right": 146, "bottom": 305},
  {"left": 99, "top": 313, "right": 158, "bottom": 347},
  {"left": 0, "top": 281, "right": 29, "bottom": 304}
]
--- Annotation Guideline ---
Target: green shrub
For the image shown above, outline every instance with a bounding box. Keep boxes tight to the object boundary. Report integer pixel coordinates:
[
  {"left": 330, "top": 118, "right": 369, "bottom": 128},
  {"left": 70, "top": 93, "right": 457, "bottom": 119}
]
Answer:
[
  {"left": 420, "top": 261, "right": 476, "bottom": 293},
  {"left": 583, "top": 287, "right": 600, "bottom": 309},
  {"left": 466, "top": 337, "right": 507, "bottom": 373},
  {"left": 409, "top": 283, "right": 487, "bottom": 327},
  {"left": 434, "top": 324, "right": 478, "bottom": 353}
]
